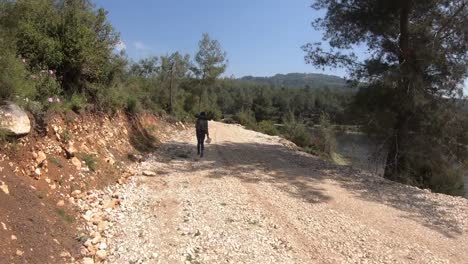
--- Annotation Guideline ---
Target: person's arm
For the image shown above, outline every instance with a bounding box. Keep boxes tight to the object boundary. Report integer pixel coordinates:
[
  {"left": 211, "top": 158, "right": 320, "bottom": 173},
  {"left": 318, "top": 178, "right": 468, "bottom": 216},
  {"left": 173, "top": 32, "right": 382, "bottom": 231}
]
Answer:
[{"left": 206, "top": 121, "right": 209, "bottom": 138}]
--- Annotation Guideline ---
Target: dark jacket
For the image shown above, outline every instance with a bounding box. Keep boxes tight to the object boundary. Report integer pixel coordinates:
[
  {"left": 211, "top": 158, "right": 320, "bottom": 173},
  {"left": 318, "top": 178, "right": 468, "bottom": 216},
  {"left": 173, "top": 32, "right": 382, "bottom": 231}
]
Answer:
[{"left": 196, "top": 117, "right": 208, "bottom": 135}]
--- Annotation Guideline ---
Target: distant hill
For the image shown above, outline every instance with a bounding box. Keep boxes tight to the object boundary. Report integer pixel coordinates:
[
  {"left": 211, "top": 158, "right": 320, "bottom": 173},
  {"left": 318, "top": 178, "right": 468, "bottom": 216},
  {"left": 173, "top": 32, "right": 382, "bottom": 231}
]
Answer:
[{"left": 238, "top": 73, "right": 347, "bottom": 89}]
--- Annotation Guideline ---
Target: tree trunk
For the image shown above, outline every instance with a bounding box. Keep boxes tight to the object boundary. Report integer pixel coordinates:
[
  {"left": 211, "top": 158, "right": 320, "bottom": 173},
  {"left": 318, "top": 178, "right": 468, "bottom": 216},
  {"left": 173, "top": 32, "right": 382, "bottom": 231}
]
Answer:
[
  {"left": 169, "top": 61, "right": 176, "bottom": 114},
  {"left": 384, "top": 114, "right": 409, "bottom": 181},
  {"left": 384, "top": 0, "right": 412, "bottom": 180}
]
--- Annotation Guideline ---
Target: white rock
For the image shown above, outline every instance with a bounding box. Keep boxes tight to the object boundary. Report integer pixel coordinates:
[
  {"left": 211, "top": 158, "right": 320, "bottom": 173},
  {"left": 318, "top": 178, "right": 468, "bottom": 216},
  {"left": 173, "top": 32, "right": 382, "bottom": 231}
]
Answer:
[
  {"left": 143, "top": 170, "right": 157, "bottom": 176},
  {"left": 96, "top": 250, "right": 107, "bottom": 260},
  {"left": 71, "top": 157, "right": 81, "bottom": 170},
  {"left": 84, "top": 239, "right": 93, "bottom": 248},
  {"left": 0, "top": 182, "right": 9, "bottom": 195},
  {"left": 98, "top": 242, "right": 108, "bottom": 250},
  {"left": 0, "top": 102, "right": 30, "bottom": 135},
  {"left": 36, "top": 151, "right": 47, "bottom": 164},
  {"left": 82, "top": 257, "right": 94, "bottom": 264},
  {"left": 91, "top": 235, "right": 101, "bottom": 244},
  {"left": 72, "top": 190, "right": 82, "bottom": 197}
]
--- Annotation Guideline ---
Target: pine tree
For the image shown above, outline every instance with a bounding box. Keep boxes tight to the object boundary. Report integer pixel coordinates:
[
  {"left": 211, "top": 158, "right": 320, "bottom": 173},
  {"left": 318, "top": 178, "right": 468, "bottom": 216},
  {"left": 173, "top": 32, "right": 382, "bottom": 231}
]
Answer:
[
  {"left": 303, "top": 0, "right": 468, "bottom": 194},
  {"left": 193, "top": 33, "right": 227, "bottom": 111}
]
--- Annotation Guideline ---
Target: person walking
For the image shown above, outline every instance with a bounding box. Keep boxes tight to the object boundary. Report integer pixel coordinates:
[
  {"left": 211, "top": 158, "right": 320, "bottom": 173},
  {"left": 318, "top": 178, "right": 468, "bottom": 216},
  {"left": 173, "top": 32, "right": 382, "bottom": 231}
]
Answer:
[{"left": 195, "top": 112, "right": 210, "bottom": 157}]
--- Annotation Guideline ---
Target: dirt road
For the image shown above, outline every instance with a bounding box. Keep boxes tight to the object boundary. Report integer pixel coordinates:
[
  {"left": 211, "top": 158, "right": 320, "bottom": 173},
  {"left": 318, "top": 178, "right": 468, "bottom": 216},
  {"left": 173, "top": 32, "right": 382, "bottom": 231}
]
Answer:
[{"left": 105, "top": 122, "right": 468, "bottom": 264}]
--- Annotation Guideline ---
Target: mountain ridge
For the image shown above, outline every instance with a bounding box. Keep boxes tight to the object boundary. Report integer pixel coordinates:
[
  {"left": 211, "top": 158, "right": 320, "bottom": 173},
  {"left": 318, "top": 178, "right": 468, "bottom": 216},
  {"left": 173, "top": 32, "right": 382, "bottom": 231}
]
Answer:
[{"left": 237, "top": 72, "right": 347, "bottom": 89}]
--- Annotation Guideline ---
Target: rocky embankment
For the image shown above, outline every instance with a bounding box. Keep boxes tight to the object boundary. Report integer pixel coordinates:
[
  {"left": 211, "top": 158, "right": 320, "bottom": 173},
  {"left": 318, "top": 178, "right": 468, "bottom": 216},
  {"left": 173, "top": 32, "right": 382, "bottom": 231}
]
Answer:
[{"left": 0, "top": 102, "right": 183, "bottom": 264}]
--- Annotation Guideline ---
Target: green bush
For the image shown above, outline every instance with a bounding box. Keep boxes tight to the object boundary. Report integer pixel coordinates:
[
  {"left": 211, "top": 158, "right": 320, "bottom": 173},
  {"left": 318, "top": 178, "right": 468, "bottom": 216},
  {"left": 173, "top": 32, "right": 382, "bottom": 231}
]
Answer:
[
  {"left": 400, "top": 143, "right": 466, "bottom": 196},
  {"left": 21, "top": 99, "right": 45, "bottom": 119},
  {"left": 95, "top": 85, "right": 127, "bottom": 114},
  {"left": 61, "top": 130, "right": 72, "bottom": 142},
  {"left": 0, "top": 49, "right": 35, "bottom": 100},
  {"left": 126, "top": 96, "right": 142, "bottom": 115},
  {"left": 428, "top": 167, "right": 465, "bottom": 196},
  {"left": 66, "top": 93, "right": 87, "bottom": 113},
  {"left": 35, "top": 74, "right": 61, "bottom": 101},
  {"left": 206, "top": 109, "right": 222, "bottom": 121},
  {"left": 49, "top": 157, "right": 63, "bottom": 168},
  {"left": 257, "top": 120, "right": 278, "bottom": 135},
  {"left": 234, "top": 110, "right": 257, "bottom": 130},
  {"left": 283, "top": 120, "right": 311, "bottom": 148},
  {"left": 222, "top": 116, "right": 236, "bottom": 124},
  {"left": 312, "top": 113, "right": 337, "bottom": 157},
  {"left": 173, "top": 106, "right": 193, "bottom": 122},
  {"left": 81, "top": 154, "right": 98, "bottom": 172}
]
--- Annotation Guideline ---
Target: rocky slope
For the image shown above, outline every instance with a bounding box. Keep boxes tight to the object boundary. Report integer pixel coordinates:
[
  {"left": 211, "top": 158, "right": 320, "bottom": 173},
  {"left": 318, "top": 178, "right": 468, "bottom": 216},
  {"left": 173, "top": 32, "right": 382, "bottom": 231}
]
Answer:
[{"left": 0, "top": 109, "right": 183, "bottom": 264}]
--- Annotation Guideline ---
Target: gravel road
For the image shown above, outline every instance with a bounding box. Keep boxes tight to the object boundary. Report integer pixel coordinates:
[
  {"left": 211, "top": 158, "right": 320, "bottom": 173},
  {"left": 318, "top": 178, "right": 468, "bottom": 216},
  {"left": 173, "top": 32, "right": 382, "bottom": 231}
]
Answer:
[{"left": 104, "top": 122, "right": 468, "bottom": 264}]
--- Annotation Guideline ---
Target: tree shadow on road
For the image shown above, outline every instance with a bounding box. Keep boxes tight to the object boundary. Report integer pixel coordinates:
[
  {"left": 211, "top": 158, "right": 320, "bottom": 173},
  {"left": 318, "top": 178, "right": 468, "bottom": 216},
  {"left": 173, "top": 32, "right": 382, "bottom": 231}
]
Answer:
[{"left": 155, "top": 140, "right": 467, "bottom": 239}]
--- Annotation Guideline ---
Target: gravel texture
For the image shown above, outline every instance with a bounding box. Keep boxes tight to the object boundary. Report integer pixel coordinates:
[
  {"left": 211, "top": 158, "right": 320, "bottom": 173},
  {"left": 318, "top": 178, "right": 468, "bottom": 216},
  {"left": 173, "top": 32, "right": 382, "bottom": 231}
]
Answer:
[{"left": 101, "top": 122, "right": 468, "bottom": 264}]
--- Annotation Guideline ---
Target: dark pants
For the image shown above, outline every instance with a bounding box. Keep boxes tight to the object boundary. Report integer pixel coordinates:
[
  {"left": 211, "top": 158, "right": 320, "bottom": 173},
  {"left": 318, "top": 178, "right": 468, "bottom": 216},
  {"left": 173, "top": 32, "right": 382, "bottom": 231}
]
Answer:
[{"left": 196, "top": 132, "right": 206, "bottom": 156}]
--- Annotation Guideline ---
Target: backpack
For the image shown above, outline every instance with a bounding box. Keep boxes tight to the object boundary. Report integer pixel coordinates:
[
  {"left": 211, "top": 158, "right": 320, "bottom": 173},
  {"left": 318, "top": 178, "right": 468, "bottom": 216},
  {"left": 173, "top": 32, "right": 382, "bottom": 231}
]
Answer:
[{"left": 196, "top": 118, "right": 208, "bottom": 134}]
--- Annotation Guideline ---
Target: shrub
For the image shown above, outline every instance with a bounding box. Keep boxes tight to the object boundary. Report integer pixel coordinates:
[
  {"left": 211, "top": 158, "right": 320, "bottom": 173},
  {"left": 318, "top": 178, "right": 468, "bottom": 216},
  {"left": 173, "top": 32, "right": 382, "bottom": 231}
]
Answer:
[
  {"left": 61, "top": 130, "right": 72, "bottom": 142},
  {"left": 94, "top": 84, "right": 128, "bottom": 114},
  {"left": 0, "top": 49, "right": 35, "bottom": 100},
  {"left": 257, "top": 120, "right": 278, "bottom": 136},
  {"left": 35, "top": 74, "right": 62, "bottom": 101},
  {"left": 21, "top": 100, "right": 46, "bottom": 124},
  {"left": 66, "top": 93, "right": 87, "bottom": 113},
  {"left": 428, "top": 166, "right": 465, "bottom": 196},
  {"left": 49, "top": 157, "right": 63, "bottom": 168},
  {"left": 126, "top": 96, "right": 142, "bottom": 115},
  {"left": 312, "top": 113, "right": 337, "bottom": 157},
  {"left": 80, "top": 153, "right": 97, "bottom": 172},
  {"left": 283, "top": 119, "right": 311, "bottom": 148},
  {"left": 206, "top": 109, "right": 222, "bottom": 121},
  {"left": 234, "top": 110, "right": 257, "bottom": 130},
  {"left": 222, "top": 116, "right": 236, "bottom": 124},
  {"left": 401, "top": 143, "right": 466, "bottom": 196},
  {"left": 173, "top": 110, "right": 192, "bottom": 122}
]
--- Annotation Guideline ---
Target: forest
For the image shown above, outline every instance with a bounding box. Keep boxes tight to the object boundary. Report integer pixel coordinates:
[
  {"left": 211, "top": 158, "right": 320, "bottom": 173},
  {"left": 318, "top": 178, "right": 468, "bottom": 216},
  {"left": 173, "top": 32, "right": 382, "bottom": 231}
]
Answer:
[{"left": 1, "top": 0, "right": 467, "bottom": 196}]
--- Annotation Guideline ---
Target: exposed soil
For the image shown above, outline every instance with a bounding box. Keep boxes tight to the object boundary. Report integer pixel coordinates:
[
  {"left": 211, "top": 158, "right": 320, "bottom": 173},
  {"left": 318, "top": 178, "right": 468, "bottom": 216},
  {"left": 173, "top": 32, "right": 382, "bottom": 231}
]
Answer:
[
  {"left": 0, "top": 160, "right": 80, "bottom": 264},
  {"left": 0, "top": 111, "right": 181, "bottom": 264}
]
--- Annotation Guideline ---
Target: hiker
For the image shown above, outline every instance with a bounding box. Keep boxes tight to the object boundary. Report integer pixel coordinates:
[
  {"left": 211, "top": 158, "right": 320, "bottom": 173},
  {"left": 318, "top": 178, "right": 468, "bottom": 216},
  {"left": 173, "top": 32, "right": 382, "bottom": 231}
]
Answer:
[{"left": 195, "top": 112, "right": 210, "bottom": 157}]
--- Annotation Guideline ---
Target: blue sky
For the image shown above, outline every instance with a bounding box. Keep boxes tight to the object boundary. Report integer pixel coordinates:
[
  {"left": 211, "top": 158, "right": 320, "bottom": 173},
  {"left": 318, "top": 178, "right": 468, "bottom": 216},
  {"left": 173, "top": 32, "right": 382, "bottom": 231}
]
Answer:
[
  {"left": 93, "top": 0, "right": 348, "bottom": 78},
  {"left": 93, "top": 1, "right": 467, "bottom": 95}
]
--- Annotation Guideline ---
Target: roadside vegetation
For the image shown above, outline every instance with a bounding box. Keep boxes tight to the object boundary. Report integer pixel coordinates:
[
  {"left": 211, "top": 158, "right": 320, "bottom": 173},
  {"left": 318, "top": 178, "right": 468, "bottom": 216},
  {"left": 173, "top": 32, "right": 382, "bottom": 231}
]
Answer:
[{"left": 303, "top": 0, "right": 468, "bottom": 196}]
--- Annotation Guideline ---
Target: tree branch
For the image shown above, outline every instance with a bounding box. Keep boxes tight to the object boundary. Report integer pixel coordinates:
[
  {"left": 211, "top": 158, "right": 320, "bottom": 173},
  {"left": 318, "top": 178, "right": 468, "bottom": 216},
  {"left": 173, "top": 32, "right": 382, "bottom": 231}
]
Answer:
[{"left": 432, "top": 1, "right": 468, "bottom": 46}]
